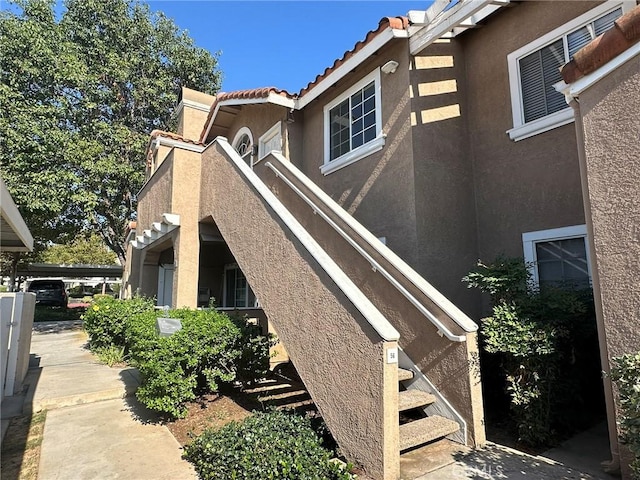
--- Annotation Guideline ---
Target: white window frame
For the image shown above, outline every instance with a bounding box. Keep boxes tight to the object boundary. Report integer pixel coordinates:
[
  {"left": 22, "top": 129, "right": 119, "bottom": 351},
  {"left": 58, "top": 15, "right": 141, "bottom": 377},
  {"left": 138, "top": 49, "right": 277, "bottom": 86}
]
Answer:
[
  {"left": 506, "top": 1, "right": 634, "bottom": 141},
  {"left": 231, "top": 127, "right": 254, "bottom": 166},
  {"left": 322, "top": 68, "right": 385, "bottom": 176},
  {"left": 522, "top": 224, "right": 591, "bottom": 287},
  {"left": 221, "top": 263, "right": 258, "bottom": 310},
  {"left": 257, "top": 121, "right": 282, "bottom": 163}
]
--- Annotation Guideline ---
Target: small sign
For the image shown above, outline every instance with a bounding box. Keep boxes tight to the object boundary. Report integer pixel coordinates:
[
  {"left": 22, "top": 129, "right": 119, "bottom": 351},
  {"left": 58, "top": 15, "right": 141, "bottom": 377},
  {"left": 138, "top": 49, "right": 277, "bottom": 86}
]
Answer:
[
  {"left": 156, "top": 317, "right": 182, "bottom": 337},
  {"left": 386, "top": 347, "right": 398, "bottom": 364}
]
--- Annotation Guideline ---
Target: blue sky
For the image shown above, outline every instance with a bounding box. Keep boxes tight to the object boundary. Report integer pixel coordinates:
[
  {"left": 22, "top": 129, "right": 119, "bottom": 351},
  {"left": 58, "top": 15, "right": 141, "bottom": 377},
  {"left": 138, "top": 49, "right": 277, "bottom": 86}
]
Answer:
[{"left": 145, "top": 1, "right": 428, "bottom": 93}]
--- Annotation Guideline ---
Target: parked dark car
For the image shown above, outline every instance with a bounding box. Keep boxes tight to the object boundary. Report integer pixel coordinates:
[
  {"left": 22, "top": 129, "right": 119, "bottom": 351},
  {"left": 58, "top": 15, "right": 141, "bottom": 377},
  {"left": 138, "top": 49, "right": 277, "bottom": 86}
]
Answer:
[{"left": 28, "top": 279, "right": 68, "bottom": 308}]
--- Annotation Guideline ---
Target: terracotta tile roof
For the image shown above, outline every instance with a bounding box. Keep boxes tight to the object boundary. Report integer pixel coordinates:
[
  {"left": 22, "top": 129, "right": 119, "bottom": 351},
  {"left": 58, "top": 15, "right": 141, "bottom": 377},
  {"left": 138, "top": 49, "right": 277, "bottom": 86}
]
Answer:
[
  {"left": 146, "top": 130, "right": 204, "bottom": 167},
  {"left": 198, "top": 87, "right": 295, "bottom": 142},
  {"left": 299, "top": 16, "right": 410, "bottom": 97},
  {"left": 561, "top": 5, "right": 640, "bottom": 84},
  {"left": 149, "top": 129, "right": 204, "bottom": 146}
]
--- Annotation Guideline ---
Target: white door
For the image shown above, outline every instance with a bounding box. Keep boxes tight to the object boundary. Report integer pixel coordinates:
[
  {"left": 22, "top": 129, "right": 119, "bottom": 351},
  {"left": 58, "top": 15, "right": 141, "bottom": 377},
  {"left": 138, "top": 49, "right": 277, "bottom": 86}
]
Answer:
[{"left": 157, "top": 264, "right": 174, "bottom": 308}]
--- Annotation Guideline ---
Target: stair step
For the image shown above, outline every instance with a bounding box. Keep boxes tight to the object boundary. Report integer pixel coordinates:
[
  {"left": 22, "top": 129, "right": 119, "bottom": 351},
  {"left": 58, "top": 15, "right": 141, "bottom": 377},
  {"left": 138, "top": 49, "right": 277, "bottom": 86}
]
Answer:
[
  {"left": 399, "top": 415, "right": 460, "bottom": 451},
  {"left": 398, "top": 368, "right": 414, "bottom": 382},
  {"left": 398, "top": 390, "right": 436, "bottom": 412}
]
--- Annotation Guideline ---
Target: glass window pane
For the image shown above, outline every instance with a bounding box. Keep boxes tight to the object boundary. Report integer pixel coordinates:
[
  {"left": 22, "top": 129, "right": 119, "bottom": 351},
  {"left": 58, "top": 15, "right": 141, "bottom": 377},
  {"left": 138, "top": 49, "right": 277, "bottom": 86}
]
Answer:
[
  {"left": 363, "top": 82, "right": 375, "bottom": 100},
  {"left": 536, "top": 237, "right": 589, "bottom": 288}
]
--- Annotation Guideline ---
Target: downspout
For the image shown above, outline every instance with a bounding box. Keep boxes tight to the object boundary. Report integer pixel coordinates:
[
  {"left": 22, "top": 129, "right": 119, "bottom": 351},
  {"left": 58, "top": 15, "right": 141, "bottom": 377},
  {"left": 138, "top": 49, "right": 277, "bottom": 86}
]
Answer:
[{"left": 567, "top": 96, "right": 620, "bottom": 475}]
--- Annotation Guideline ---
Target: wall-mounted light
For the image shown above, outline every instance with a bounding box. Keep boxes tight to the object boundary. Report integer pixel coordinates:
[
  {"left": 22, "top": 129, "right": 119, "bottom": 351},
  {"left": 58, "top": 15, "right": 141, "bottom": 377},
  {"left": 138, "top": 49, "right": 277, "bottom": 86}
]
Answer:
[
  {"left": 286, "top": 109, "right": 295, "bottom": 124},
  {"left": 381, "top": 60, "right": 399, "bottom": 74}
]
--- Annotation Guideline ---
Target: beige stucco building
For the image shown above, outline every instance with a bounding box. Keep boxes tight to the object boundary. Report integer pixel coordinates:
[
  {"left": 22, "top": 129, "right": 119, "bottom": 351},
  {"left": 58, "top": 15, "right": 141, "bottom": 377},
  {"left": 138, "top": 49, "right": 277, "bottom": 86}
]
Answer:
[{"left": 123, "top": 2, "right": 640, "bottom": 478}]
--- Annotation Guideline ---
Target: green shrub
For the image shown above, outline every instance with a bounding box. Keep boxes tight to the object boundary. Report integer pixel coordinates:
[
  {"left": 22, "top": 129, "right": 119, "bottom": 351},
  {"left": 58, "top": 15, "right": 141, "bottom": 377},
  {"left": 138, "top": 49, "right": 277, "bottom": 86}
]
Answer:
[
  {"left": 610, "top": 352, "right": 640, "bottom": 478},
  {"left": 464, "top": 257, "right": 597, "bottom": 446},
  {"left": 83, "top": 296, "right": 155, "bottom": 350},
  {"left": 126, "top": 308, "right": 272, "bottom": 418},
  {"left": 84, "top": 298, "right": 272, "bottom": 418},
  {"left": 183, "top": 410, "right": 354, "bottom": 480}
]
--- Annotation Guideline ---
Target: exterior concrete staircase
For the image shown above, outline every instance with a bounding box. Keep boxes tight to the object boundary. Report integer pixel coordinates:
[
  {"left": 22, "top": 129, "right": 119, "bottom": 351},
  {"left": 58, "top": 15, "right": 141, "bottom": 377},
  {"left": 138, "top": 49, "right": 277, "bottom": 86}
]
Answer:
[
  {"left": 199, "top": 138, "right": 482, "bottom": 479},
  {"left": 397, "top": 368, "right": 460, "bottom": 452}
]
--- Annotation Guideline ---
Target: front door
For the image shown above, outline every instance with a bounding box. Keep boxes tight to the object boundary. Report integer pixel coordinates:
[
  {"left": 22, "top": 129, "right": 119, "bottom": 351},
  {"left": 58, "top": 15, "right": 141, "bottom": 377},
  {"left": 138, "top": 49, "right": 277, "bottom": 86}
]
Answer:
[{"left": 157, "top": 264, "right": 174, "bottom": 307}]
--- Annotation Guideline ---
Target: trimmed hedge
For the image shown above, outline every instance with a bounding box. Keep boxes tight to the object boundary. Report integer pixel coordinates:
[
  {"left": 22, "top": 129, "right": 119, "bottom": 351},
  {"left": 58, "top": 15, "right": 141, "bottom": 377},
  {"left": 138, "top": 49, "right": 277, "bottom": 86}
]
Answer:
[
  {"left": 183, "top": 410, "right": 354, "bottom": 480},
  {"left": 83, "top": 298, "right": 271, "bottom": 418}
]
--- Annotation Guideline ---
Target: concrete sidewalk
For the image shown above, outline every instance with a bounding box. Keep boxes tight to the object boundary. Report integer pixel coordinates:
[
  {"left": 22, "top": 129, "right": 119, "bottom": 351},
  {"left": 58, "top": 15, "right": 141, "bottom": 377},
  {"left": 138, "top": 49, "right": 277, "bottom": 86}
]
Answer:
[{"left": 3, "top": 321, "right": 196, "bottom": 480}]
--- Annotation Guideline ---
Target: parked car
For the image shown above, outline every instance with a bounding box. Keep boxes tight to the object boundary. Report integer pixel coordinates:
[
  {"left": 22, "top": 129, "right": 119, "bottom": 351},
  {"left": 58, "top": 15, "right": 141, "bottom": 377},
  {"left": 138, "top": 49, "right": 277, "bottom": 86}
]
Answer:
[{"left": 27, "top": 279, "right": 68, "bottom": 308}]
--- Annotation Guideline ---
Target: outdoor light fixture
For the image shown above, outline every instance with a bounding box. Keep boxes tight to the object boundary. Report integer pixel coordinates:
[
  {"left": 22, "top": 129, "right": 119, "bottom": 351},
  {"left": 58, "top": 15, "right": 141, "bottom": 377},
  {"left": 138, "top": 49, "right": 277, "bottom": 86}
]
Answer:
[{"left": 381, "top": 60, "right": 399, "bottom": 74}]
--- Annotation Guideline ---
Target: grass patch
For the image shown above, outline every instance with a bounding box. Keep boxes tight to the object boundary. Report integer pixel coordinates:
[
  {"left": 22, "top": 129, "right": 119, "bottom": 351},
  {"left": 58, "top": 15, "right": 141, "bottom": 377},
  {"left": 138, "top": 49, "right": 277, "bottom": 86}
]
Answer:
[
  {"left": 1, "top": 410, "right": 47, "bottom": 479},
  {"left": 94, "top": 345, "right": 127, "bottom": 367}
]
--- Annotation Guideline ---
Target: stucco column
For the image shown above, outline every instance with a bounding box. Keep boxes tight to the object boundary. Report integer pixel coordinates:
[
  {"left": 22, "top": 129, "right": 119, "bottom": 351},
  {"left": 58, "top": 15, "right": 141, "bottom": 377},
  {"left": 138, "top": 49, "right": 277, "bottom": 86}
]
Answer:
[{"left": 568, "top": 98, "right": 619, "bottom": 473}]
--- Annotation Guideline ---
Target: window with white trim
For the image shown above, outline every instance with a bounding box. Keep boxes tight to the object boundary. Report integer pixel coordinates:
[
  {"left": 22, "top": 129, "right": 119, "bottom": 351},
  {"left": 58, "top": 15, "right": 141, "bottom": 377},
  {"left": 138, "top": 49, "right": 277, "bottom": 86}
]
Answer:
[
  {"left": 231, "top": 127, "right": 253, "bottom": 166},
  {"left": 507, "top": 2, "right": 630, "bottom": 141},
  {"left": 522, "top": 225, "right": 591, "bottom": 289},
  {"left": 222, "top": 264, "right": 258, "bottom": 309},
  {"left": 258, "top": 122, "right": 282, "bottom": 161},
  {"left": 322, "top": 68, "right": 384, "bottom": 175}
]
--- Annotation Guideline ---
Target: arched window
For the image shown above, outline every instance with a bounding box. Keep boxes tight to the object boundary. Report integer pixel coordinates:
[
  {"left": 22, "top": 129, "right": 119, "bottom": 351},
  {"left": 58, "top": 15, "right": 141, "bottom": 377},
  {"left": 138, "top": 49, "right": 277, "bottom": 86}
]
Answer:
[{"left": 231, "top": 127, "right": 253, "bottom": 166}]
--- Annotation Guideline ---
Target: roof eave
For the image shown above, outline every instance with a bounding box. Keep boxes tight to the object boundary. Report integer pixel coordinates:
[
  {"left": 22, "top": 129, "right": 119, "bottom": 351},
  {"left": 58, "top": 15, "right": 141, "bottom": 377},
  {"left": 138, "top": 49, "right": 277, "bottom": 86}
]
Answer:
[
  {"left": 295, "top": 27, "right": 401, "bottom": 110},
  {"left": 201, "top": 93, "right": 296, "bottom": 144},
  {"left": 0, "top": 178, "right": 34, "bottom": 252}
]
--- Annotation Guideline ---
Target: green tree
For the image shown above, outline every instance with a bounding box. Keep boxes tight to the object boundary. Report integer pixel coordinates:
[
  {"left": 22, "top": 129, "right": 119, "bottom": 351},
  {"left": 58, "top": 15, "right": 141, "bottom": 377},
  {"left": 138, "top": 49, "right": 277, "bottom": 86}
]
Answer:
[
  {"left": 40, "top": 234, "right": 118, "bottom": 265},
  {"left": 0, "top": 0, "right": 220, "bottom": 265}
]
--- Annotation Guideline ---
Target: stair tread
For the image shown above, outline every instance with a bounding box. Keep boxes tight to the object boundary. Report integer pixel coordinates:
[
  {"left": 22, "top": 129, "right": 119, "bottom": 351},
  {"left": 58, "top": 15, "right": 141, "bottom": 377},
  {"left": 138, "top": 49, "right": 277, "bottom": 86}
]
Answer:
[
  {"left": 399, "top": 415, "right": 460, "bottom": 451},
  {"left": 398, "top": 390, "right": 436, "bottom": 411},
  {"left": 398, "top": 368, "right": 414, "bottom": 382}
]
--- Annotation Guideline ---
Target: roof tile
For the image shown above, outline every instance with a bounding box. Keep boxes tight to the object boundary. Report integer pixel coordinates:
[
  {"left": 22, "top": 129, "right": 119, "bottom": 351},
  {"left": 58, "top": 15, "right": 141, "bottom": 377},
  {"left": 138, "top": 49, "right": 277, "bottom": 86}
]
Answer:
[
  {"left": 561, "top": 5, "right": 640, "bottom": 84},
  {"left": 299, "top": 16, "right": 409, "bottom": 97}
]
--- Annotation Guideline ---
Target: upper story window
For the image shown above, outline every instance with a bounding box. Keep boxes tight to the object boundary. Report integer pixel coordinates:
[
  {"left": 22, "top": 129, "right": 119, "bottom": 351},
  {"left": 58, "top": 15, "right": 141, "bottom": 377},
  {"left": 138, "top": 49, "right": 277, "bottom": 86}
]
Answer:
[
  {"left": 232, "top": 127, "right": 253, "bottom": 166},
  {"left": 523, "top": 225, "right": 591, "bottom": 289},
  {"left": 507, "top": 2, "right": 630, "bottom": 141},
  {"left": 322, "top": 68, "right": 384, "bottom": 175}
]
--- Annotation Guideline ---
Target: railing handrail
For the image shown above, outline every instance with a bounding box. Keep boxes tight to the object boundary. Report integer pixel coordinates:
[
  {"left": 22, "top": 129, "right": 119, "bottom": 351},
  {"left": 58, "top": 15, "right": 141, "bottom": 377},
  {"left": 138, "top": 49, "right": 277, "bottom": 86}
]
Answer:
[
  {"left": 264, "top": 154, "right": 478, "bottom": 341},
  {"left": 213, "top": 137, "right": 400, "bottom": 342}
]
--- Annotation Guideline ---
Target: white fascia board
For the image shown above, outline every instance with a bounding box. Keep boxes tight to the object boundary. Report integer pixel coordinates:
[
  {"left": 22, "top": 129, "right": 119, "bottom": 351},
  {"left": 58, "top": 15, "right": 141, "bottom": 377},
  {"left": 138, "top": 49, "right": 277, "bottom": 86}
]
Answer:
[
  {"left": 410, "top": 0, "right": 504, "bottom": 55},
  {"left": 295, "top": 28, "right": 399, "bottom": 110},
  {"left": 155, "top": 136, "right": 205, "bottom": 153},
  {"left": 0, "top": 178, "right": 34, "bottom": 252},
  {"left": 201, "top": 95, "right": 295, "bottom": 143},
  {"left": 564, "top": 42, "right": 640, "bottom": 99}
]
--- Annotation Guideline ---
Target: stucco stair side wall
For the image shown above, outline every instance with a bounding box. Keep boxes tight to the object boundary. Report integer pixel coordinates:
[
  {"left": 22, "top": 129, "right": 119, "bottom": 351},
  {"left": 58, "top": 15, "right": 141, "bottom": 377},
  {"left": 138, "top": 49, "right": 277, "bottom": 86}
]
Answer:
[
  {"left": 460, "top": 1, "right": 597, "bottom": 265},
  {"left": 137, "top": 151, "right": 174, "bottom": 234},
  {"left": 256, "top": 157, "right": 484, "bottom": 446},
  {"left": 576, "top": 57, "right": 640, "bottom": 480},
  {"left": 410, "top": 38, "right": 481, "bottom": 320},
  {"left": 299, "top": 40, "right": 421, "bottom": 271},
  {"left": 170, "top": 148, "right": 203, "bottom": 308},
  {"left": 199, "top": 143, "right": 399, "bottom": 479}
]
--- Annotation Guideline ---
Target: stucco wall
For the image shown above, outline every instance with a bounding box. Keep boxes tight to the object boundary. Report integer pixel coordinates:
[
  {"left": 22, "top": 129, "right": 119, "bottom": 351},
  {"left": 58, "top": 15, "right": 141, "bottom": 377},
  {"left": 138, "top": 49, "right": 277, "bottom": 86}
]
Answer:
[
  {"left": 299, "top": 40, "right": 420, "bottom": 269},
  {"left": 460, "top": 1, "right": 599, "bottom": 267},
  {"left": 223, "top": 103, "right": 290, "bottom": 163},
  {"left": 137, "top": 151, "right": 174, "bottom": 232},
  {"left": 200, "top": 142, "right": 399, "bottom": 478},
  {"left": 410, "top": 39, "right": 480, "bottom": 318},
  {"left": 576, "top": 55, "right": 640, "bottom": 479}
]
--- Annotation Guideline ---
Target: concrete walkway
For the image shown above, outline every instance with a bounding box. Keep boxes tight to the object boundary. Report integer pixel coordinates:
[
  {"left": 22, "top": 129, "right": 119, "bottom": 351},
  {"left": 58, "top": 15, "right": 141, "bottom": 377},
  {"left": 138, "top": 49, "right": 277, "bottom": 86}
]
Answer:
[{"left": 4, "top": 321, "right": 196, "bottom": 480}]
